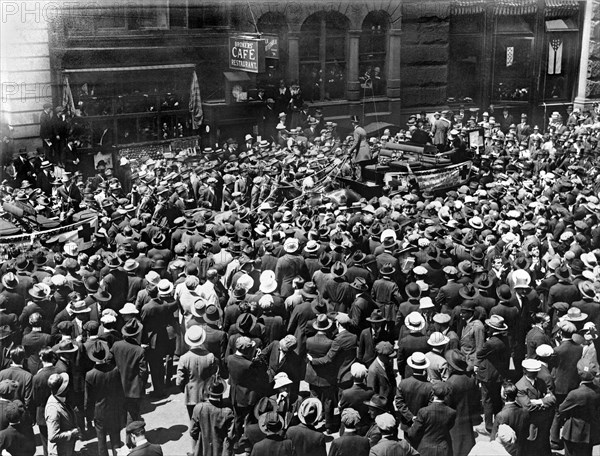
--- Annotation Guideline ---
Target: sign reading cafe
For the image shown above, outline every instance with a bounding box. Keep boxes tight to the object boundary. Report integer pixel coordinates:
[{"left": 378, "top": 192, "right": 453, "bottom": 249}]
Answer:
[{"left": 229, "top": 36, "right": 266, "bottom": 73}]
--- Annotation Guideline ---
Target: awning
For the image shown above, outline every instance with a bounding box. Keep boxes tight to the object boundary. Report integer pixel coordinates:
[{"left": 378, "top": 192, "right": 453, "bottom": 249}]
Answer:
[
  {"left": 546, "top": 18, "right": 579, "bottom": 31},
  {"left": 63, "top": 64, "right": 196, "bottom": 73},
  {"left": 451, "top": 0, "right": 486, "bottom": 15},
  {"left": 545, "top": 0, "right": 580, "bottom": 18},
  {"left": 494, "top": 0, "right": 537, "bottom": 15}
]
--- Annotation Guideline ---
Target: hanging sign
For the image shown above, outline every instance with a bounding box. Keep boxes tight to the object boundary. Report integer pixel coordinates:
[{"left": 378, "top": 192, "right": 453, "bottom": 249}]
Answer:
[
  {"left": 263, "top": 34, "right": 279, "bottom": 59},
  {"left": 229, "top": 35, "right": 266, "bottom": 73}
]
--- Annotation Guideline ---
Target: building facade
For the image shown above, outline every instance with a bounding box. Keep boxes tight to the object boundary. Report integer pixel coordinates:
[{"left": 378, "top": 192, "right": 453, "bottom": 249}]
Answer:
[{"left": 1, "top": 0, "right": 597, "bottom": 155}]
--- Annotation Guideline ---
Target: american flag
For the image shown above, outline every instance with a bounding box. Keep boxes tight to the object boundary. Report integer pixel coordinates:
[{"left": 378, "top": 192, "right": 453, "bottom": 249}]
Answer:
[
  {"left": 189, "top": 71, "right": 203, "bottom": 130},
  {"left": 548, "top": 38, "right": 563, "bottom": 74},
  {"left": 506, "top": 46, "right": 514, "bottom": 67}
]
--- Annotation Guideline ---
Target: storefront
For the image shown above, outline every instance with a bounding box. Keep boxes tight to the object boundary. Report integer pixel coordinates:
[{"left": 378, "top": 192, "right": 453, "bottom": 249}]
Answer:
[{"left": 41, "top": 0, "right": 585, "bottom": 152}]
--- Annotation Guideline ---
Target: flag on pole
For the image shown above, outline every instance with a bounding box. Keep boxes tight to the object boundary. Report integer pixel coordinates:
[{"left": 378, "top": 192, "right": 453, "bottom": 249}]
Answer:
[
  {"left": 548, "top": 38, "right": 563, "bottom": 74},
  {"left": 506, "top": 46, "right": 514, "bottom": 67},
  {"left": 62, "top": 74, "right": 76, "bottom": 117},
  {"left": 189, "top": 71, "right": 203, "bottom": 130}
]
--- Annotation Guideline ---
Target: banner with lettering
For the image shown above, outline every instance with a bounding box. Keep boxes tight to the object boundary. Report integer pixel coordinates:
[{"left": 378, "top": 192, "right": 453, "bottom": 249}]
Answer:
[{"left": 384, "top": 161, "right": 472, "bottom": 191}]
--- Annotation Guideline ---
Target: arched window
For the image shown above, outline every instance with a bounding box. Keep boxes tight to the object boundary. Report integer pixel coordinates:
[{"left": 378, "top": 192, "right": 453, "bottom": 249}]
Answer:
[
  {"left": 299, "top": 11, "right": 349, "bottom": 101},
  {"left": 360, "top": 11, "right": 389, "bottom": 97},
  {"left": 257, "top": 12, "right": 289, "bottom": 99}
]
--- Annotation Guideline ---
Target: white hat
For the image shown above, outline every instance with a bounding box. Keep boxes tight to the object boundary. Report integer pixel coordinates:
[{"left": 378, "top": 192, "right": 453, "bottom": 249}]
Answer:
[
  {"left": 419, "top": 297, "right": 434, "bottom": 310},
  {"left": 273, "top": 372, "right": 293, "bottom": 389},
  {"left": 535, "top": 344, "right": 554, "bottom": 358},
  {"left": 119, "top": 303, "right": 139, "bottom": 315},
  {"left": 407, "top": 352, "right": 430, "bottom": 370},
  {"left": 184, "top": 326, "right": 206, "bottom": 348},
  {"left": 522, "top": 359, "right": 542, "bottom": 372},
  {"left": 259, "top": 270, "right": 277, "bottom": 294},
  {"left": 236, "top": 274, "right": 255, "bottom": 292},
  {"left": 405, "top": 311, "right": 425, "bottom": 331},
  {"left": 350, "top": 362, "right": 368, "bottom": 379},
  {"left": 283, "top": 237, "right": 299, "bottom": 253},
  {"left": 157, "top": 279, "right": 174, "bottom": 296}
]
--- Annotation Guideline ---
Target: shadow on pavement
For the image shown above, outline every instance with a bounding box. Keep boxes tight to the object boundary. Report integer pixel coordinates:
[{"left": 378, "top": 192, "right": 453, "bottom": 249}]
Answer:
[{"left": 145, "top": 424, "right": 189, "bottom": 445}]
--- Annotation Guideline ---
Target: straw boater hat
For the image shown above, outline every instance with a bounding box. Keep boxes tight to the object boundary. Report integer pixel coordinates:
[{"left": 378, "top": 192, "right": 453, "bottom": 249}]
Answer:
[
  {"left": 405, "top": 312, "right": 425, "bottom": 332},
  {"left": 184, "top": 325, "right": 206, "bottom": 348},
  {"left": 407, "top": 351, "right": 430, "bottom": 370}
]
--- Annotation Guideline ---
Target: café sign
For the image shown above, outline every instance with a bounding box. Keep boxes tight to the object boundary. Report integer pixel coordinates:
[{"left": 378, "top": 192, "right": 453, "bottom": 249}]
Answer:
[{"left": 229, "top": 35, "right": 265, "bottom": 73}]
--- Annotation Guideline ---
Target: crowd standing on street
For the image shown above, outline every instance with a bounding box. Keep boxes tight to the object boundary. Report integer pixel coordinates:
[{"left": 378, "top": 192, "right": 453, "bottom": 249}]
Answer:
[{"left": 0, "top": 101, "right": 600, "bottom": 456}]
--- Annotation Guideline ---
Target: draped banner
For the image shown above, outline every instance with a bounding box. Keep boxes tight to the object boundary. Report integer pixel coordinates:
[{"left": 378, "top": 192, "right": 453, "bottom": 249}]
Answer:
[
  {"left": 548, "top": 38, "right": 563, "bottom": 74},
  {"left": 0, "top": 215, "right": 97, "bottom": 248}
]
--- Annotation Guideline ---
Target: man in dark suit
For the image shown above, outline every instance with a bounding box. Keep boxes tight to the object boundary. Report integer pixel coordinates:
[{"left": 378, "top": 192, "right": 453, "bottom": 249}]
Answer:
[
  {"left": 525, "top": 312, "right": 552, "bottom": 358},
  {"left": 262, "top": 335, "right": 302, "bottom": 402},
  {"left": 550, "top": 320, "right": 584, "bottom": 448},
  {"left": 125, "top": 421, "right": 163, "bottom": 456},
  {"left": 36, "top": 160, "right": 54, "bottom": 196},
  {"left": 406, "top": 382, "right": 456, "bottom": 456},
  {"left": 557, "top": 363, "right": 600, "bottom": 456},
  {"left": 140, "top": 281, "right": 179, "bottom": 397},
  {"left": 39, "top": 103, "right": 53, "bottom": 158},
  {"left": 435, "top": 266, "right": 462, "bottom": 312},
  {"left": 516, "top": 113, "right": 531, "bottom": 142},
  {"left": 0, "top": 401, "right": 35, "bottom": 456},
  {"left": 358, "top": 310, "right": 389, "bottom": 367},
  {"left": 227, "top": 336, "right": 270, "bottom": 452},
  {"left": 85, "top": 340, "right": 125, "bottom": 456},
  {"left": 397, "top": 312, "right": 429, "bottom": 378},
  {"left": 32, "top": 348, "right": 62, "bottom": 456},
  {"left": 348, "top": 278, "right": 376, "bottom": 335},
  {"left": 573, "top": 281, "right": 600, "bottom": 328},
  {"left": 308, "top": 312, "right": 357, "bottom": 392},
  {"left": 475, "top": 315, "right": 510, "bottom": 434},
  {"left": 339, "top": 364, "right": 373, "bottom": 435},
  {"left": 491, "top": 382, "right": 530, "bottom": 456},
  {"left": 305, "top": 314, "right": 336, "bottom": 432},
  {"left": 547, "top": 266, "right": 580, "bottom": 307},
  {"left": 13, "top": 152, "right": 35, "bottom": 187},
  {"left": 499, "top": 108, "right": 514, "bottom": 134},
  {"left": 111, "top": 319, "right": 147, "bottom": 423},
  {"left": 370, "top": 413, "right": 419, "bottom": 456},
  {"left": 0, "top": 346, "right": 32, "bottom": 413},
  {"left": 329, "top": 408, "right": 370, "bottom": 456},
  {"left": 395, "top": 352, "right": 433, "bottom": 427},
  {"left": 367, "top": 342, "right": 396, "bottom": 409},
  {"left": 286, "top": 398, "right": 327, "bottom": 456},
  {"left": 56, "top": 173, "right": 82, "bottom": 212}
]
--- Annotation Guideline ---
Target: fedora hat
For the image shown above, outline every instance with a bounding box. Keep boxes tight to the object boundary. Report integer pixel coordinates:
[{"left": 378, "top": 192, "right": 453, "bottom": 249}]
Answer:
[
  {"left": 366, "top": 309, "right": 385, "bottom": 323},
  {"left": 407, "top": 351, "right": 430, "bottom": 370},
  {"left": 578, "top": 281, "right": 596, "bottom": 300},
  {"left": 84, "top": 276, "right": 100, "bottom": 293},
  {"left": 405, "top": 312, "right": 425, "bottom": 332},
  {"left": 93, "top": 289, "right": 112, "bottom": 303},
  {"left": 237, "top": 313, "right": 257, "bottom": 335},
  {"left": 427, "top": 332, "right": 450, "bottom": 347},
  {"left": 405, "top": 282, "right": 421, "bottom": 299},
  {"left": 253, "top": 397, "right": 278, "bottom": 420},
  {"left": 123, "top": 259, "right": 139, "bottom": 272},
  {"left": 350, "top": 277, "right": 368, "bottom": 292},
  {"left": 204, "top": 304, "right": 220, "bottom": 323},
  {"left": 54, "top": 340, "right": 78, "bottom": 354},
  {"left": 565, "top": 307, "right": 588, "bottom": 322},
  {"left": 86, "top": 340, "right": 110, "bottom": 364},
  {"left": 258, "top": 411, "right": 284, "bottom": 435},
  {"left": 184, "top": 325, "right": 206, "bottom": 348},
  {"left": 380, "top": 263, "right": 396, "bottom": 276},
  {"left": 458, "top": 261, "right": 474, "bottom": 276},
  {"left": 352, "top": 250, "right": 366, "bottom": 264},
  {"left": 259, "top": 270, "right": 277, "bottom": 294},
  {"left": 298, "top": 398, "right": 322, "bottom": 426},
  {"left": 70, "top": 300, "right": 91, "bottom": 314},
  {"left": 445, "top": 349, "right": 468, "bottom": 373},
  {"left": 312, "top": 313, "right": 333, "bottom": 331},
  {"left": 474, "top": 273, "right": 494, "bottom": 290},
  {"left": 458, "top": 283, "right": 477, "bottom": 300},
  {"left": 28, "top": 283, "right": 51, "bottom": 300},
  {"left": 301, "top": 282, "right": 318, "bottom": 299},
  {"left": 496, "top": 284, "right": 512, "bottom": 302},
  {"left": 331, "top": 261, "right": 348, "bottom": 278},
  {"left": 121, "top": 318, "right": 143, "bottom": 337},
  {"left": 555, "top": 265, "right": 571, "bottom": 282},
  {"left": 105, "top": 255, "right": 121, "bottom": 269},
  {"left": 151, "top": 233, "right": 166, "bottom": 246},
  {"left": 364, "top": 394, "right": 388, "bottom": 412},
  {"left": 191, "top": 297, "right": 208, "bottom": 318},
  {"left": 485, "top": 315, "right": 508, "bottom": 331},
  {"left": 157, "top": 279, "right": 174, "bottom": 296},
  {"left": 1, "top": 273, "right": 18, "bottom": 290},
  {"left": 273, "top": 372, "right": 292, "bottom": 390}
]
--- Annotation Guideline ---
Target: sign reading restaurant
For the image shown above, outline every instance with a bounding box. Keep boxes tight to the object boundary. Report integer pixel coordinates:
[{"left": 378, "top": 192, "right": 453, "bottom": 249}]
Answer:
[{"left": 229, "top": 35, "right": 266, "bottom": 73}]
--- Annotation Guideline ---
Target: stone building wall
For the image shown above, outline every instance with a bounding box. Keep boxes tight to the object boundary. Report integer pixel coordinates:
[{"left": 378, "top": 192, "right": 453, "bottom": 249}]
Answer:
[{"left": 586, "top": 0, "right": 600, "bottom": 98}]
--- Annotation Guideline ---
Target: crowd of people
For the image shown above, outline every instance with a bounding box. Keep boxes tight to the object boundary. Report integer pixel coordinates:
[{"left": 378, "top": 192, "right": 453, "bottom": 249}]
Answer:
[{"left": 0, "top": 100, "right": 599, "bottom": 456}]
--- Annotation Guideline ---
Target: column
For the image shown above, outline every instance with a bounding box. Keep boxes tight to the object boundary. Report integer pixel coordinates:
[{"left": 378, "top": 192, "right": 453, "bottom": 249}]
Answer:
[
  {"left": 287, "top": 32, "right": 300, "bottom": 84},
  {"left": 347, "top": 30, "right": 361, "bottom": 101},
  {"left": 386, "top": 29, "right": 401, "bottom": 98},
  {"left": 574, "top": 0, "right": 593, "bottom": 107}
]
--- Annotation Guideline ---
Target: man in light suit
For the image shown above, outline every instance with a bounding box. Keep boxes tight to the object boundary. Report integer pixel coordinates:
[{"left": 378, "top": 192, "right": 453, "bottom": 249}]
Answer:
[
  {"left": 348, "top": 115, "right": 372, "bottom": 182},
  {"left": 432, "top": 110, "right": 451, "bottom": 151}
]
